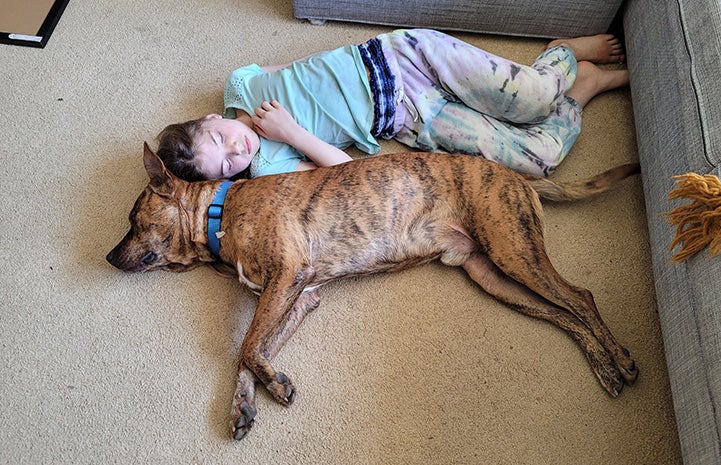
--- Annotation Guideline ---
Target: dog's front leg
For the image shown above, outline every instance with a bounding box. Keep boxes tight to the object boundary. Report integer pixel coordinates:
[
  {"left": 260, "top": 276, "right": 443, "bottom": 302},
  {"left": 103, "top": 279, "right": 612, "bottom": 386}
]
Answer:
[
  {"left": 230, "top": 266, "right": 315, "bottom": 438},
  {"left": 231, "top": 288, "right": 320, "bottom": 440}
]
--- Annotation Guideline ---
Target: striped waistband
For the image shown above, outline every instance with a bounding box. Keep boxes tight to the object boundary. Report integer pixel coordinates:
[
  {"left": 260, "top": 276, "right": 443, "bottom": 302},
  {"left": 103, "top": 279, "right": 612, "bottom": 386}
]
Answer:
[{"left": 357, "top": 38, "right": 396, "bottom": 139}]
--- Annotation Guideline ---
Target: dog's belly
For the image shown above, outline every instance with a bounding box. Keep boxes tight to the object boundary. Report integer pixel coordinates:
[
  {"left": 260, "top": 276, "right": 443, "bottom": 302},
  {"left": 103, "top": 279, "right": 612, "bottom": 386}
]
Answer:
[{"left": 306, "top": 220, "right": 477, "bottom": 284}]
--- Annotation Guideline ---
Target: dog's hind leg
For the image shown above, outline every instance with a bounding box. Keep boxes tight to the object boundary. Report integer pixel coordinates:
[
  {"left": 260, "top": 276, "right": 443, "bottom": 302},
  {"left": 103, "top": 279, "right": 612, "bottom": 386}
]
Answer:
[
  {"left": 480, "top": 222, "right": 638, "bottom": 390},
  {"left": 491, "top": 247, "right": 637, "bottom": 388},
  {"left": 473, "top": 184, "right": 638, "bottom": 388},
  {"left": 231, "top": 288, "right": 320, "bottom": 440},
  {"left": 462, "top": 251, "right": 628, "bottom": 396}
]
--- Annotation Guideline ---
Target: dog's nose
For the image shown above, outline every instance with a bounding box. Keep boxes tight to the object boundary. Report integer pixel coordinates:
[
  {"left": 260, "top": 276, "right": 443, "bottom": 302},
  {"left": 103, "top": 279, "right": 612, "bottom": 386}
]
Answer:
[
  {"left": 106, "top": 249, "right": 121, "bottom": 268},
  {"left": 106, "top": 230, "right": 134, "bottom": 270},
  {"left": 106, "top": 241, "right": 131, "bottom": 270}
]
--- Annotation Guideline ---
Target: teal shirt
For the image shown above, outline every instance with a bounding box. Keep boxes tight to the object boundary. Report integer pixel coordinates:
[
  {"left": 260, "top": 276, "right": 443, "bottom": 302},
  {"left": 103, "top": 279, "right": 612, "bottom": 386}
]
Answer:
[{"left": 224, "top": 45, "right": 380, "bottom": 177}]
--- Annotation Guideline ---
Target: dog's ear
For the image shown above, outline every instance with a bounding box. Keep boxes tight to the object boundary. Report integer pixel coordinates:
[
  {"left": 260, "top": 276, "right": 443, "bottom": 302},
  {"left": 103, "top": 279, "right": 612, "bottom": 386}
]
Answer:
[{"left": 143, "top": 142, "right": 178, "bottom": 196}]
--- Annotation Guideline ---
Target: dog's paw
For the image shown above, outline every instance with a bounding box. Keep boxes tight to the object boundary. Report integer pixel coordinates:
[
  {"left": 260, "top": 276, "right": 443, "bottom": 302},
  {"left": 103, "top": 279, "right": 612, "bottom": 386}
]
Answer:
[
  {"left": 593, "top": 357, "right": 627, "bottom": 398},
  {"left": 230, "top": 399, "right": 257, "bottom": 441},
  {"left": 600, "top": 367, "right": 625, "bottom": 398},
  {"left": 585, "top": 348, "right": 626, "bottom": 398},
  {"left": 618, "top": 349, "right": 639, "bottom": 385},
  {"left": 267, "top": 372, "right": 296, "bottom": 406}
]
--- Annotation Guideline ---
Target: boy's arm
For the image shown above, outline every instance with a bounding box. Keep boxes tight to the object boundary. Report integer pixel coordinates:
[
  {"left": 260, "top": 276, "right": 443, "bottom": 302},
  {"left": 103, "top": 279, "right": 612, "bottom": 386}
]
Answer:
[{"left": 251, "top": 100, "right": 353, "bottom": 169}]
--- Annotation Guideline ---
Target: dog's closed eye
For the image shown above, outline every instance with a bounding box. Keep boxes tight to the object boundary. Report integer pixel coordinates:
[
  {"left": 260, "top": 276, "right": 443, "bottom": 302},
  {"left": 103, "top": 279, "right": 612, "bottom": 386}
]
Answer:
[{"left": 140, "top": 251, "right": 158, "bottom": 265}]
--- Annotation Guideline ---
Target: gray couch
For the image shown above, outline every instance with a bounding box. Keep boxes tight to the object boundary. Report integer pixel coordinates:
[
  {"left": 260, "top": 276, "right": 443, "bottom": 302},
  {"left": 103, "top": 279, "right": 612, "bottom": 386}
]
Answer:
[
  {"left": 624, "top": 2, "right": 721, "bottom": 464},
  {"left": 292, "top": 0, "right": 721, "bottom": 463}
]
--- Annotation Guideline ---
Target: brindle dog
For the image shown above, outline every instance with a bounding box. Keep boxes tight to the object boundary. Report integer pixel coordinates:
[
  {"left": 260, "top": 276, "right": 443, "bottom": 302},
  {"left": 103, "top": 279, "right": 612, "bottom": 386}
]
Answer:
[{"left": 107, "top": 144, "right": 640, "bottom": 440}]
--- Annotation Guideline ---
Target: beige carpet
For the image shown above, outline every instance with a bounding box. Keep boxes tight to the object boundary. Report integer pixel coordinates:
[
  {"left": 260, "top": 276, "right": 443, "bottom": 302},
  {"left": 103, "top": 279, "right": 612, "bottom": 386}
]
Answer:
[{"left": 0, "top": 0, "right": 682, "bottom": 463}]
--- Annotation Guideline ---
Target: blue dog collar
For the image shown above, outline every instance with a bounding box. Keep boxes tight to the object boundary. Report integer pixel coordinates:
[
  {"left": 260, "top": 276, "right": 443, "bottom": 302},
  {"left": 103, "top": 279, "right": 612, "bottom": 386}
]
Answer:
[{"left": 207, "top": 181, "right": 234, "bottom": 258}]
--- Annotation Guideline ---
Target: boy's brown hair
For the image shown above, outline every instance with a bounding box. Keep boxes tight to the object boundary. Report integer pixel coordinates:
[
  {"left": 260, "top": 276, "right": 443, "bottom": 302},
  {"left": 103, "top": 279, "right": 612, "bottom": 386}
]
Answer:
[{"left": 156, "top": 118, "right": 207, "bottom": 182}]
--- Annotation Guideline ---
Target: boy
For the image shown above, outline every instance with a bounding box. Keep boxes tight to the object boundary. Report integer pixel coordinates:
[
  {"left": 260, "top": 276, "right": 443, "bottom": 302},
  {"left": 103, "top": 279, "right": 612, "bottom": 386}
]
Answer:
[{"left": 156, "top": 29, "right": 627, "bottom": 180}]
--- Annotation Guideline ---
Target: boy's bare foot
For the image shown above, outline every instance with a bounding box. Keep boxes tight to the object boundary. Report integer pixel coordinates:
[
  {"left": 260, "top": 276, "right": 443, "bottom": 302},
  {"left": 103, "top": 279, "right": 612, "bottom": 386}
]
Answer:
[
  {"left": 547, "top": 34, "right": 625, "bottom": 64},
  {"left": 566, "top": 61, "right": 630, "bottom": 107}
]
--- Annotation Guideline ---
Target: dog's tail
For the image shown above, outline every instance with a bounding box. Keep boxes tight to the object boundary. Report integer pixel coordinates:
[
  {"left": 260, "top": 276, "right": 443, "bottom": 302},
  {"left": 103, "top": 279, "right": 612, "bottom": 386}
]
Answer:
[{"left": 524, "top": 163, "right": 640, "bottom": 202}]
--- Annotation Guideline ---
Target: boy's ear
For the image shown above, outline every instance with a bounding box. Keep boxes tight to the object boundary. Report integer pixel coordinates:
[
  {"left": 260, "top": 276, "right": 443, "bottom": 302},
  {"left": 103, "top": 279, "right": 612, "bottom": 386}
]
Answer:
[{"left": 143, "top": 142, "right": 178, "bottom": 196}]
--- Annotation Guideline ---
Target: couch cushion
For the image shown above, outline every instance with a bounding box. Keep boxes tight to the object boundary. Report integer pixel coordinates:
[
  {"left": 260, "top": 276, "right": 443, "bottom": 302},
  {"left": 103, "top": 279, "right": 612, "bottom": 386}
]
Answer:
[
  {"left": 293, "top": 0, "right": 623, "bottom": 38},
  {"left": 623, "top": 0, "right": 721, "bottom": 463}
]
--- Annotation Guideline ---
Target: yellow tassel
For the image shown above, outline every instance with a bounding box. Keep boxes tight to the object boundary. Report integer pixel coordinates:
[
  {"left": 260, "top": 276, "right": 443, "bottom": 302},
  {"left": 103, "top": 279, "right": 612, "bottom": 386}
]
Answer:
[{"left": 667, "top": 172, "right": 721, "bottom": 262}]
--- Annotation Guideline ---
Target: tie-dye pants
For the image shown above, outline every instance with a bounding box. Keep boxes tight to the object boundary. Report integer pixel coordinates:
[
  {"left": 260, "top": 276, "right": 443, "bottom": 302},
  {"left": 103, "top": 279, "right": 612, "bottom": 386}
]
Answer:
[{"left": 377, "top": 29, "right": 582, "bottom": 177}]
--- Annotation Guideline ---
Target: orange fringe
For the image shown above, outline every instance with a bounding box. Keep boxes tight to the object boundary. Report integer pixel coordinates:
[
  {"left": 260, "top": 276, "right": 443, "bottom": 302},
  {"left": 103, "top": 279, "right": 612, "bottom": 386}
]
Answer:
[{"left": 667, "top": 172, "right": 721, "bottom": 262}]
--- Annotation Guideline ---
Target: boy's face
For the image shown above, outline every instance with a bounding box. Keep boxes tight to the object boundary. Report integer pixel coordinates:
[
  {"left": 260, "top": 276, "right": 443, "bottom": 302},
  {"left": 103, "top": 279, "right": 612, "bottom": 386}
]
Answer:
[{"left": 194, "top": 115, "right": 260, "bottom": 179}]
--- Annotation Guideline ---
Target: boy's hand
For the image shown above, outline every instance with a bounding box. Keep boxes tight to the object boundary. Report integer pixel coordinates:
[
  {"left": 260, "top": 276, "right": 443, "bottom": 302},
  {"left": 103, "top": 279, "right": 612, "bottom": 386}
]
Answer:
[
  {"left": 251, "top": 99, "right": 353, "bottom": 169},
  {"left": 251, "top": 100, "right": 300, "bottom": 144}
]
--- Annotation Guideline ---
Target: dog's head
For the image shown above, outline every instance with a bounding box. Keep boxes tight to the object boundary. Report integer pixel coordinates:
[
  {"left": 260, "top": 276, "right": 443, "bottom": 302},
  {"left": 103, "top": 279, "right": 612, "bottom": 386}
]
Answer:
[{"left": 106, "top": 143, "right": 210, "bottom": 273}]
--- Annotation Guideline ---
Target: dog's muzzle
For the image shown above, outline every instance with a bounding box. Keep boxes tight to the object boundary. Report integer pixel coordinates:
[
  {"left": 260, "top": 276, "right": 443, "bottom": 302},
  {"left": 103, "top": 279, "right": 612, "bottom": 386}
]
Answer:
[{"left": 106, "top": 232, "right": 158, "bottom": 272}]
